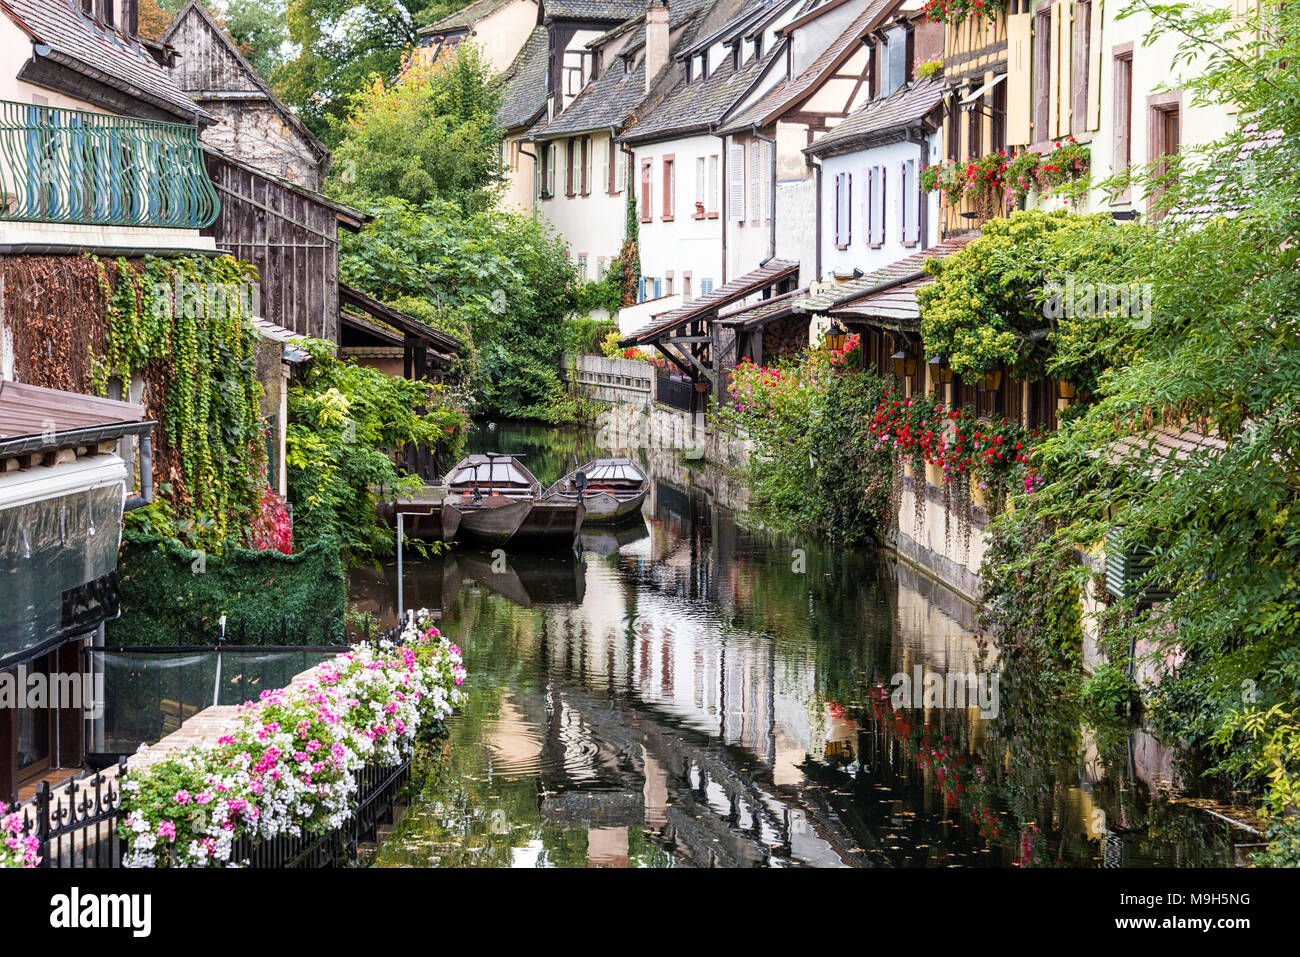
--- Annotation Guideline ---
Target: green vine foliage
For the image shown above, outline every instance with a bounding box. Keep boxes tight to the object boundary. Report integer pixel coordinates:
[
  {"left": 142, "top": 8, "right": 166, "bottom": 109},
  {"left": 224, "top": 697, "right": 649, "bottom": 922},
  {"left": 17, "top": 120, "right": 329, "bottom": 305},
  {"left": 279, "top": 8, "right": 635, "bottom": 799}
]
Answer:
[
  {"left": 917, "top": 209, "right": 1145, "bottom": 389},
  {"left": 91, "top": 255, "right": 265, "bottom": 551},
  {"left": 286, "top": 337, "right": 469, "bottom": 557}
]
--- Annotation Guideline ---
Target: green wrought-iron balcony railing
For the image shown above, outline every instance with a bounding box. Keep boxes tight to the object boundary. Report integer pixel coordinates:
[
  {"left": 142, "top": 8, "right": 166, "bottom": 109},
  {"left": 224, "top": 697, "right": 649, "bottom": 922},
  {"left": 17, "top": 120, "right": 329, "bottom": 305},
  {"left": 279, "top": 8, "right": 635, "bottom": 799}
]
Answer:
[{"left": 0, "top": 100, "right": 218, "bottom": 230}]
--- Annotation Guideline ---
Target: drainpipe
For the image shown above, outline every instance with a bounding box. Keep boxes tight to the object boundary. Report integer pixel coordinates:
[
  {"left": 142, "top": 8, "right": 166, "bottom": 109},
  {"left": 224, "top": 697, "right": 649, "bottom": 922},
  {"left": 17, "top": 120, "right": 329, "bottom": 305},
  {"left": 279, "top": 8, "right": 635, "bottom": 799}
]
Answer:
[
  {"left": 753, "top": 124, "right": 777, "bottom": 265},
  {"left": 809, "top": 153, "right": 823, "bottom": 282},
  {"left": 123, "top": 432, "right": 154, "bottom": 511}
]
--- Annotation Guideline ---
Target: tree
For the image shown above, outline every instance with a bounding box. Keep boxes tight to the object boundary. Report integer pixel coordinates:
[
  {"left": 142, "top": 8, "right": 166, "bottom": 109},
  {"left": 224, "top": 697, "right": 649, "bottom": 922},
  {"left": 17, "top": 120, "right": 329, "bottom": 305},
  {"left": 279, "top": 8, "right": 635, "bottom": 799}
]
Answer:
[
  {"left": 339, "top": 198, "right": 579, "bottom": 419},
  {"left": 988, "top": 0, "right": 1300, "bottom": 861},
  {"left": 272, "top": 0, "right": 468, "bottom": 143},
  {"left": 328, "top": 44, "right": 503, "bottom": 212}
]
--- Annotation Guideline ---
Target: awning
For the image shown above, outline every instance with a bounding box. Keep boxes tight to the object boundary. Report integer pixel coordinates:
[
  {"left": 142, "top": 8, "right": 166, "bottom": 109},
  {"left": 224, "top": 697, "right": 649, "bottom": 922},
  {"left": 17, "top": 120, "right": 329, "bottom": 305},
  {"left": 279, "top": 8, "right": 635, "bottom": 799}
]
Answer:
[
  {"left": 338, "top": 284, "right": 464, "bottom": 355},
  {"left": 0, "top": 381, "right": 152, "bottom": 459},
  {"left": 960, "top": 72, "right": 1006, "bottom": 109},
  {"left": 830, "top": 276, "right": 932, "bottom": 331},
  {"left": 619, "top": 260, "right": 800, "bottom": 346}
]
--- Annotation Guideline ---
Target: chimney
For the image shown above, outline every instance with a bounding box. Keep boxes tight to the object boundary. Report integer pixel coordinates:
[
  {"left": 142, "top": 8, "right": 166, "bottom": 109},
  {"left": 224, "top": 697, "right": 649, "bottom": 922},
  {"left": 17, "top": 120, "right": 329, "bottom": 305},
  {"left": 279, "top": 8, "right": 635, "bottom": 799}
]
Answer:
[{"left": 645, "top": 1, "right": 670, "bottom": 94}]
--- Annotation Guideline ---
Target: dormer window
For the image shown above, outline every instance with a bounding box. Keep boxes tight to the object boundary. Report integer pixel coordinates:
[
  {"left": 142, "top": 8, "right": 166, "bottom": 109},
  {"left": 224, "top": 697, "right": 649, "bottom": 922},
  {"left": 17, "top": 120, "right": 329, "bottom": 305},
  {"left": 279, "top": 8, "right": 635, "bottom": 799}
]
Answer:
[{"left": 732, "top": 44, "right": 741, "bottom": 71}]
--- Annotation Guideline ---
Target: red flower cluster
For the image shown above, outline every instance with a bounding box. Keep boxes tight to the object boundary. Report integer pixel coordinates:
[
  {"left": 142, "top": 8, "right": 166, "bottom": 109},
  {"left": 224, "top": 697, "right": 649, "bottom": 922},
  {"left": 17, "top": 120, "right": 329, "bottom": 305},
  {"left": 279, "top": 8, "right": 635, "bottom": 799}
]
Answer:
[{"left": 867, "top": 387, "right": 1039, "bottom": 485}]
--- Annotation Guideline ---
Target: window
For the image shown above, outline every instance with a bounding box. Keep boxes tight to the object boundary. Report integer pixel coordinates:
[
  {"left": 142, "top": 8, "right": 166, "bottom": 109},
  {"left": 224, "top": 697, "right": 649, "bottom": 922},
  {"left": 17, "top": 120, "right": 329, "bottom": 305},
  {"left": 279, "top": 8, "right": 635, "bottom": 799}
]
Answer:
[
  {"left": 662, "top": 156, "right": 675, "bottom": 220},
  {"left": 597, "top": 256, "right": 607, "bottom": 278},
  {"left": 580, "top": 137, "right": 590, "bottom": 195},
  {"left": 683, "top": 272, "right": 692, "bottom": 299},
  {"left": 696, "top": 157, "right": 706, "bottom": 213},
  {"left": 728, "top": 143, "right": 745, "bottom": 221},
  {"left": 761, "top": 141, "right": 773, "bottom": 221},
  {"left": 640, "top": 159, "right": 653, "bottom": 222},
  {"left": 1113, "top": 47, "right": 1133, "bottom": 200},
  {"left": 869, "top": 165, "right": 885, "bottom": 246},
  {"left": 901, "top": 158, "right": 919, "bottom": 245},
  {"left": 991, "top": 74, "right": 1006, "bottom": 152},
  {"left": 1148, "top": 92, "right": 1182, "bottom": 215},
  {"left": 542, "top": 142, "right": 557, "bottom": 197},
  {"left": 665, "top": 272, "right": 674, "bottom": 295},
  {"left": 884, "top": 27, "right": 907, "bottom": 96},
  {"left": 834, "top": 171, "right": 852, "bottom": 248},
  {"left": 700, "top": 278, "right": 714, "bottom": 295},
  {"left": 577, "top": 254, "right": 588, "bottom": 281},
  {"left": 565, "top": 139, "right": 576, "bottom": 196},
  {"left": 708, "top": 154, "right": 719, "bottom": 213},
  {"left": 1071, "top": 1, "right": 1091, "bottom": 136},
  {"left": 1033, "top": 7, "right": 1051, "bottom": 143}
]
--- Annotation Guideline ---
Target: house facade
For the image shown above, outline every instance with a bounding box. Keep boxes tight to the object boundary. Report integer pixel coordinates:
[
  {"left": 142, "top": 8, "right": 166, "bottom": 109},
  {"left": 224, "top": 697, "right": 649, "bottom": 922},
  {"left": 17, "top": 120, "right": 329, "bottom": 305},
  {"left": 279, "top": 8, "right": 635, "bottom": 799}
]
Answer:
[{"left": 0, "top": 0, "right": 219, "bottom": 797}]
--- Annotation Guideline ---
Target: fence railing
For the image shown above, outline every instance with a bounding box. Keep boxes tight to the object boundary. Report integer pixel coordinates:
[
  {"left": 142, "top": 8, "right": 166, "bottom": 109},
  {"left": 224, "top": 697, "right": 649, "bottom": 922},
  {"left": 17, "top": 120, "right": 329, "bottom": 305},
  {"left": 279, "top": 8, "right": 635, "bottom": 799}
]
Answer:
[
  {"left": 0, "top": 99, "right": 218, "bottom": 229},
  {"left": 11, "top": 753, "right": 411, "bottom": 869},
  {"left": 656, "top": 372, "right": 696, "bottom": 412}
]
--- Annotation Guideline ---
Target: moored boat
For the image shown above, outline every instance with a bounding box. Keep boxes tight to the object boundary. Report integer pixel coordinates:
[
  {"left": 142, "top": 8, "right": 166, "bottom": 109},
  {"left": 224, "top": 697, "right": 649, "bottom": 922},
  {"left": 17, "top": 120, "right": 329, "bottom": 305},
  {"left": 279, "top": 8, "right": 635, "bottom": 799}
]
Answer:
[
  {"left": 444, "top": 454, "right": 539, "bottom": 546},
  {"left": 548, "top": 458, "right": 649, "bottom": 525},
  {"left": 512, "top": 494, "right": 585, "bottom": 548}
]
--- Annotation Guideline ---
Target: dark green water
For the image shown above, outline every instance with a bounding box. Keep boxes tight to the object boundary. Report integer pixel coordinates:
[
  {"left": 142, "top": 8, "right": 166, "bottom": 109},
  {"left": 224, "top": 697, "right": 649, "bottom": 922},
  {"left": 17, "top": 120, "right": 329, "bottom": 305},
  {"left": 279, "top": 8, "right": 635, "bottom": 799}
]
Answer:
[{"left": 350, "top": 421, "right": 1245, "bottom": 868}]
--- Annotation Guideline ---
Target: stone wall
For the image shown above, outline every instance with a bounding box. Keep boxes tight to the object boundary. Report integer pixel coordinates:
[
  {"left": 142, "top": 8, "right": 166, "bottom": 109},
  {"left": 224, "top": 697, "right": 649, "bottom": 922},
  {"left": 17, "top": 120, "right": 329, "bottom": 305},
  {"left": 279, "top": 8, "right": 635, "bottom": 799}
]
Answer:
[{"left": 563, "top": 354, "right": 654, "bottom": 407}]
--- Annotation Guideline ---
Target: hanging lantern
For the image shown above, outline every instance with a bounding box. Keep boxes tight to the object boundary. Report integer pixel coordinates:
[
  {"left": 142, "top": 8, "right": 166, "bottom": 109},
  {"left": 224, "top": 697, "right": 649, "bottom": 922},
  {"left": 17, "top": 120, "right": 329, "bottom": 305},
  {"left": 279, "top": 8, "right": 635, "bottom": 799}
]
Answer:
[
  {"left": 892, "top": 346, "right": 917, "bottom": 378},
  {"left": 1058, "top": 379, "right": 1077, "bottom": 400},
  {"left": 979, "top": 368, "right": 1003, "bottom": 392},
  {"left": 928, "top": 354, "right": 953, "bottom": 385},
  {"left": 823, "top": 321, "right": 848, "bottom": 352}
]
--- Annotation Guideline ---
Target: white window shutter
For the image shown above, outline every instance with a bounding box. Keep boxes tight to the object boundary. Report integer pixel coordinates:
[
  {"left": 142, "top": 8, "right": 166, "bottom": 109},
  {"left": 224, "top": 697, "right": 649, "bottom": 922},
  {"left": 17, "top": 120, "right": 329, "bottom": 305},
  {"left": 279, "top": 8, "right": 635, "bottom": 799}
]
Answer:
[
  {"left": 834, "top": 173, "right": 842, "bottom": 246},
  {"left": 763, "top": 142, "right": 774, "bottom": 220},
  {"left": 729, "top": 143, "right": 745, "bottom": 221},
  {"left": 845, "top": 172, "right": 852, "bottom": 244},
  {"left": 749, "top": 141, "right": 760, "bottom": 222}
]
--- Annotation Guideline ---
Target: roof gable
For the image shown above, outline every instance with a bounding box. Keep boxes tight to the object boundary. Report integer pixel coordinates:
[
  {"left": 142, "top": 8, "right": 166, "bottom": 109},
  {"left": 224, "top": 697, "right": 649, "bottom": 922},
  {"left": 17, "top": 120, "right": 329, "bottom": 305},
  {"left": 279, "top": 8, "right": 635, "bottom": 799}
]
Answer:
[{"left": 161, "top": 1, "right": 328, "bottom": 165}]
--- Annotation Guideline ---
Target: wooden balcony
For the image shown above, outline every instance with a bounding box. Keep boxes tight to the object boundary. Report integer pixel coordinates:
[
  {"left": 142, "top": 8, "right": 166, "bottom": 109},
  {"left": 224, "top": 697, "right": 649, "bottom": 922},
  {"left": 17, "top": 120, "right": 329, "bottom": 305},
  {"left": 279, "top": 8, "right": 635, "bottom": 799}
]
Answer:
[
  {"left": 0, "top": 100, "right": 218, "bottom": 230},
  {"left": 940, "top": 183, "right": 1009, "bottom": 237}
]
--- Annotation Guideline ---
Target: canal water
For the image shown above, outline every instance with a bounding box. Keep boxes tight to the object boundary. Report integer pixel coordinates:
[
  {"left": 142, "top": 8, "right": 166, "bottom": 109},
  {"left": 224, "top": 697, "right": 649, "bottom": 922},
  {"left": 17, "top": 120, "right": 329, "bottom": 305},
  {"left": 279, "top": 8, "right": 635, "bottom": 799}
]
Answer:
[{"left": 350, "top": 422, "right": 1243, "bottom": 868}]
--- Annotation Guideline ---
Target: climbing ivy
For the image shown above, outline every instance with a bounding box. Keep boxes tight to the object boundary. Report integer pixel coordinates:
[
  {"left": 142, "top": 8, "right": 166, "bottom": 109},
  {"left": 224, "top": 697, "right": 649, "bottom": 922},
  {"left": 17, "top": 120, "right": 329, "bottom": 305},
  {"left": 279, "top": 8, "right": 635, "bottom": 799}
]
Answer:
[{"left": 91, "top": 255, "right": 266, "bottom": 551}]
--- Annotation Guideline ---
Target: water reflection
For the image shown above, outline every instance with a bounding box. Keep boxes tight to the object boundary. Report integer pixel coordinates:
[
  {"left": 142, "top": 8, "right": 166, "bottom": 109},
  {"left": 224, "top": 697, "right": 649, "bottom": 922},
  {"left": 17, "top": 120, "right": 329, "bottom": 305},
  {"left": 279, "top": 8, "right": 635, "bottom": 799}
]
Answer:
[{"left": 354, "top": 422, "right": 1241, "bottom": 868}]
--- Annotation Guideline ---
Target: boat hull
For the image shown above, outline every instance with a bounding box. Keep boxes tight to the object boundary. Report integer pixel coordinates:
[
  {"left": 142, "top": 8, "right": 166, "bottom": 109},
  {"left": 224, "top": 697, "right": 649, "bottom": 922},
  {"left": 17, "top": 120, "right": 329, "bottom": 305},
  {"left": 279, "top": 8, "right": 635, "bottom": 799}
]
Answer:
[
  {"left": 512, "top": 498, "right": 586, "bottom": 548},
  {"left": 448, "top": 496, "right": 532, "bottom": 546},
  {"left": 577, "top": 489, "right": 647, "bottom": 524}
]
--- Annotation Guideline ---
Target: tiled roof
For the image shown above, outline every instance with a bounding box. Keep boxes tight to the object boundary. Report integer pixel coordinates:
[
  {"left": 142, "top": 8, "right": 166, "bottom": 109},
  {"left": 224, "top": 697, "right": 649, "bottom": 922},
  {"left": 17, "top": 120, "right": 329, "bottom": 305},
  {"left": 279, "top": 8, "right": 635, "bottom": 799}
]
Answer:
[
  {"left": 2, "top": 0, "right": 211, "bottom": 121},
  {"left": 621, "top": 43, "right": 779, "bottom": 143},
  {"left": 534, "top": 58, "right": 647, "bottom": 137},
  {"left": 542, "top": 1, "right": 642, "bottom": 20},
  {"left": 1106, "top": 423, "right": 1228, "bottom": 480},
  {"left": 534, "top": 0, "right": 722, "bottom": 138},
  {"left": 1170, "top": 123, "right": 1284, "bottom": 225},
  {"left": 718, "top": 0, "right": 894, "bottom": 135},
  {"left": 498, "top": 24, "right": 549, "bottom": 130},
  {"left": 621, "top": 259, "right": 800, "bottom": 344},
  {"left": 806, "top": 77, "right": 943, "bottom": 157},
  {"left": 339, "top": 285, "right": 465, "bottom": 355},
  {"left": 829, "top": 275, "right": 929, "bottom": 329},
  {"left": 798, "top": 235, "right": 977, "bottom": 313},
  {"left": 420, "top": 0, "right": 519, "bottom": 34},
  {"left": 718, "top": 287, "right": 809, "bottom": 326}
]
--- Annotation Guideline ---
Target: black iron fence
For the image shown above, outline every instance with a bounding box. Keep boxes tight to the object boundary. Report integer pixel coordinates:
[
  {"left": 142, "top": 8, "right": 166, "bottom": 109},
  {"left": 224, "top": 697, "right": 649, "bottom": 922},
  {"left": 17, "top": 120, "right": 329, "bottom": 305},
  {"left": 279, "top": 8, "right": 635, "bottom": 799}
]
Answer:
[
  {"left": 656, "top": 372, "right": 696, "bottom": 412},
  {"left": 12, "top": 754, "right": 410, "bottom": 869}
]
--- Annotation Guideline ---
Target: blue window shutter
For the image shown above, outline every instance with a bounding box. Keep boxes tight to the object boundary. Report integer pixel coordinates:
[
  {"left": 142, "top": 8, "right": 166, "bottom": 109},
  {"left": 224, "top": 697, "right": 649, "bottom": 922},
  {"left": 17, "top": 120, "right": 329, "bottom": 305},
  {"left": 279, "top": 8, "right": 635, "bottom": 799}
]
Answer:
[
  {"left": 654, "top": 278, "right": 662, "bottom": 299},
  {"left": 638, "top": 277, "right": 646, "bottom": 302}
]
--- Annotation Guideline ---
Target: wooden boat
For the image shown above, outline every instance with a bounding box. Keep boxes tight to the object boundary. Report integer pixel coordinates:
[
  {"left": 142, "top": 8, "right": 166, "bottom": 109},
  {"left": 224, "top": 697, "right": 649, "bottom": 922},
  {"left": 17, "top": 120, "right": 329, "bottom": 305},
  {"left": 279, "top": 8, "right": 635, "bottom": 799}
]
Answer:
[
  {"left": 548, "top": 458, "right": 649, "bottom": 525},
  {"left": 512, "top": 494, "right": 585, "bottom": 548},
  {"left": 376, "top": 486, "right": 462, "bottom": 541},
  {"left": 444, "top": 454, "right": 538, "bottom": 546}
]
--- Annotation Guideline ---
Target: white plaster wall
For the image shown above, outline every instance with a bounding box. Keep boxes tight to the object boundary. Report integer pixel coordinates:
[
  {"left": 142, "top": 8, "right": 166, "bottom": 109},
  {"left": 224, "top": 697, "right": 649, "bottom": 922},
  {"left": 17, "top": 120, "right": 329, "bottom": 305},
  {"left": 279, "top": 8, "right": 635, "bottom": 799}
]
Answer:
[
  {"left": 1045, "top": 0, "right": 1238, "bottom": 217},
  {"left": 634, "top": 133, "right": 725, "bottom": 297},
  {"left": 818, "top": 132, "right": 942, "bottom": 281},
  {"left": 470, "top": 0, "right": 539, "bottom": 74},
  {"left": 775, "top": 177, "right": 816, "bottom": 285},
  {"left": 787, "top": 0, "right": 870, "bottom": 77},
  {"left": 536, "top": 130, "right": 626, "bottom": 272}
]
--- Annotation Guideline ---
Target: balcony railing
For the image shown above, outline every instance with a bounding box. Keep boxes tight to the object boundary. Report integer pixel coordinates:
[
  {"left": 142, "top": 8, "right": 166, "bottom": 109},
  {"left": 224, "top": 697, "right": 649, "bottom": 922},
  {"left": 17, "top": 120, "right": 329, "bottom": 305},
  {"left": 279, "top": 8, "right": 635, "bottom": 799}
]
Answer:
[{"left": 0, "top": 100, "right": 218, "bottom": 229}]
